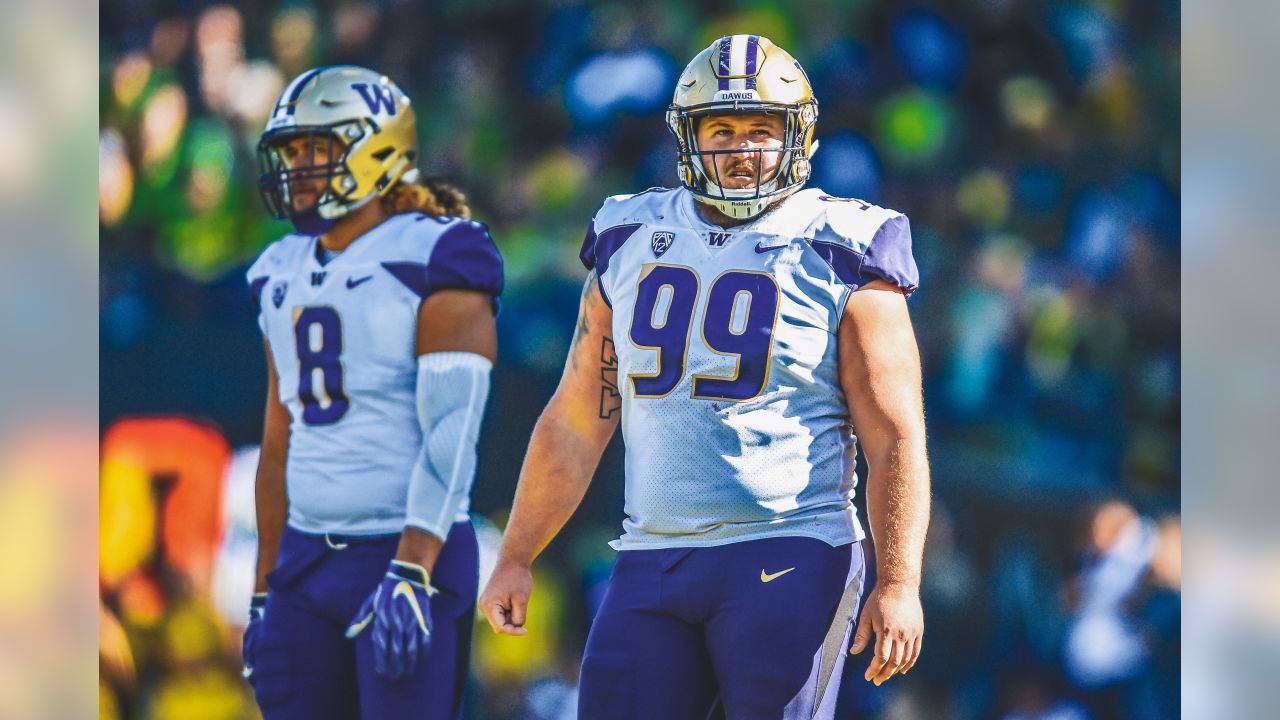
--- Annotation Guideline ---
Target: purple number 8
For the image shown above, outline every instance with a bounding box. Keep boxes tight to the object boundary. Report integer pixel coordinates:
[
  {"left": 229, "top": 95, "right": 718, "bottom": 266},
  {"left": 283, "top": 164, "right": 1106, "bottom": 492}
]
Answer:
[{"left": 294, "top": 306, "right": 350, "bottom": 425}]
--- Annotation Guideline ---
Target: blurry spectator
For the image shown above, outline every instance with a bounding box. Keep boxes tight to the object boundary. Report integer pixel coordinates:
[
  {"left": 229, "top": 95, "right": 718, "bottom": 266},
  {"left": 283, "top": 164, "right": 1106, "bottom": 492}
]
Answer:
[{"left": 1064, "top": 501, "right": 1180, "bottom": 720}]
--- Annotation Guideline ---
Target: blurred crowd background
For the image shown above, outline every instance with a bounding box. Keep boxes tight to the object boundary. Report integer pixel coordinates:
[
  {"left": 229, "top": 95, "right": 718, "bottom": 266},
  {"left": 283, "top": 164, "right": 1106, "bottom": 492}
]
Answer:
[{"left": 98, "top": 1, "right": 1180, "bottom": 718}]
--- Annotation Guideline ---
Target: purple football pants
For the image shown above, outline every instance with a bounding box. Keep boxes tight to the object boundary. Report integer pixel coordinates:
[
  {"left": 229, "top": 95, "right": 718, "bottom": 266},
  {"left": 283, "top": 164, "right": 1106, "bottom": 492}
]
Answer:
[
  {"left": 579, "top": 536, "right": 866, "bottom": 720},
  {"left": 251, "top": 521, "right": 477, "bottom": 720}
]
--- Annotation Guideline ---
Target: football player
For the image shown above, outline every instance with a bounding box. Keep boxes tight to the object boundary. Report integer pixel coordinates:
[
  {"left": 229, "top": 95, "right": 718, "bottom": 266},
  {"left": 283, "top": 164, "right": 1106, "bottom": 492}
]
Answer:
[
  {"left": 242, "top": 65, "right": 502, "bottom": 720},
  {"left": 480, "top": 36, "right": 930, "bottom": 718}
]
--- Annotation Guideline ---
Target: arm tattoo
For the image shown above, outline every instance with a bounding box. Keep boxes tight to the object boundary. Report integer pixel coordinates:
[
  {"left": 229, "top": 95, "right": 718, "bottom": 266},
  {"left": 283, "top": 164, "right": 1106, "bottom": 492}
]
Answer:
[
  {"left": 599, "top": 337, "right": 621, "bottom": 419},
  {"left": 568, "top": 273, "right": 596, "bottom": 369},
  {"left": 568, "top": 271, "right": 621, "bottom": 419}
]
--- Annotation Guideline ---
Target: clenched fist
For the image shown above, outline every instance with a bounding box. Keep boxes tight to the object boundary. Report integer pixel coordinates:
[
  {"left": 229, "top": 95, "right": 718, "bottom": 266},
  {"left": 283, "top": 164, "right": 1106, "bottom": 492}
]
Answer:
[{"left": 478, "top": 557, "right": 533, "bottom": 636}]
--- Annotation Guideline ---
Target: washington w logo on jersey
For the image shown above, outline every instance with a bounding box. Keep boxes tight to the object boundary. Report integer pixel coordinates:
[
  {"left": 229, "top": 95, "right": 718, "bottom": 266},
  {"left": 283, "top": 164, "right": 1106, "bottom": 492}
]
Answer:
[
  {"left": 350, "top": 83, "right": 397, "bottom": 116},
  {"left": 706, "top": 231, "right": 731, "bottom": 248}
]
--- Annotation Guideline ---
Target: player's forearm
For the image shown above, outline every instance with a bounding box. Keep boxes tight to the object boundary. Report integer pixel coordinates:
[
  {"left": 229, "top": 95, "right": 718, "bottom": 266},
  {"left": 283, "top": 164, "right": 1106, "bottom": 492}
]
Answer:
[
  {"left": 498, "top": 401, "right": 613, "bottom": 567},
  {"left": 863, "top": 434, "right": 930, "bottom": 589},
  {"left": 253, "top": 452, "right": 288, "bottom": 593}
]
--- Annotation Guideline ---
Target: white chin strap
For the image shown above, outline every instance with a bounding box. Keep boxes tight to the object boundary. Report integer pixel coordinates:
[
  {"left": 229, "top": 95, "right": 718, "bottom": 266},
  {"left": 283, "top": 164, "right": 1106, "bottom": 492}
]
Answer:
[
  {"left": 699, "top": 192, "right": 781, "bottom": 220},
  {"left": 697, "top": 172, "right": 806, "bottom": 219},
  {"left": 691, "top": 141, "right": 817, "bottom": 220}
]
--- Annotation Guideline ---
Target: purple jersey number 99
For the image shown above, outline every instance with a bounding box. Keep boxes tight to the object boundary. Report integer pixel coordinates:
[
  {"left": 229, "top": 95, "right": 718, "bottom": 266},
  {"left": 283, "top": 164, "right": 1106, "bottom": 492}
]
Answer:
[
  {"left": 628, "top": 265, "right": 780, "bottom": 401},
  {"left": 294, "top": 306, "right": 350, "bottom": 425}
]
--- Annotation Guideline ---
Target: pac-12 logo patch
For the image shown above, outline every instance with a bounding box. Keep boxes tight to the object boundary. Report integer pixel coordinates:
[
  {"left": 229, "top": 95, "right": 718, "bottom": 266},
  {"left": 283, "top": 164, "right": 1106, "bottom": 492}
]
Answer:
[
  {"left": 272, "top": 281, "right": 288, "bottom": 309},
  {"left": 651, "top": 231, "right": 675, "bottom": 257}
]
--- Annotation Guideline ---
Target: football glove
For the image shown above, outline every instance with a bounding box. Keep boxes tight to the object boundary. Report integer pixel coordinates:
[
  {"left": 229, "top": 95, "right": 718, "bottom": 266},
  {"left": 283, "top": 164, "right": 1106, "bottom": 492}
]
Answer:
[
  {"left": 345, "top": 560, "right": 436, "bottom": 679},
  {"left": 242, "top": 593, "right": 268, "bottom": 683}
]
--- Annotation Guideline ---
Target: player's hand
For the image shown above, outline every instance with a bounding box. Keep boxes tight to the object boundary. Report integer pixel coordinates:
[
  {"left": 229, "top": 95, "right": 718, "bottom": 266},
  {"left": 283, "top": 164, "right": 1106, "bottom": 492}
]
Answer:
[
  {"left": 478, "top": 557, "right": 532, "bottom": 636},
  {"left": 345, "top": 560, "right": 436, "bottom": 679},
  {"left": 850, "top": 582, "right": 923, "bottom": 685},
  {"left": 241, "top": 593, "right": 268, "bottom": 684}
]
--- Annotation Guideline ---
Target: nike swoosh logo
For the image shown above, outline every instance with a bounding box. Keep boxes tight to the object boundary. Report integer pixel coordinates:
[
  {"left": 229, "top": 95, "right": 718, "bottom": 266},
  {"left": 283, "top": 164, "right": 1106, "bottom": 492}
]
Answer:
[
  {"left": 755, "top": 241, "right": 787, "bottom": 253},
  {"left": 345, "top": 611, "right": 374, "bottom": 638},
  {"left": 346, "top": 275, "right": 373, "bottom": 289},
  {"left": 761, "top": 567, "right": 797, "bottom": 583},
  {"left": 392, "top": 581, "right": 430, "bottom": 635}
]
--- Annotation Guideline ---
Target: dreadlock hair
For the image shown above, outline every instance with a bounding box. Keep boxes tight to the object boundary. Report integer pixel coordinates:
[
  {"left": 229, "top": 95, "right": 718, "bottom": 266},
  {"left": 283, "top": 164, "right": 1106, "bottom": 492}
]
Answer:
[{"left": 381, "top": 175, "right": 471, "bottom": 219}]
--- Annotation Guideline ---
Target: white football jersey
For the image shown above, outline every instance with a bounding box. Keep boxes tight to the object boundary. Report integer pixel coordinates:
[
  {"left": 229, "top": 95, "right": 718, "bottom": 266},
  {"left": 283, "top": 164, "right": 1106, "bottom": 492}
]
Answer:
[
  {"left": 580, "top": 187, "right": 918, "bottom": 550},
  {"left": 247, "top": 212, "right": 503, "bottom": 535}
]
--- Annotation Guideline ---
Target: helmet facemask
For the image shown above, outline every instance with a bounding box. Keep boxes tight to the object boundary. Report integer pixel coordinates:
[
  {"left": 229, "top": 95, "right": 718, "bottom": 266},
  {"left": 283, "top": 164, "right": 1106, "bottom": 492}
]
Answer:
[
  {"left": 257, "top": 122, "right": 373, "bottom": 236},
  {"left": 668, "top": 102, "right": 817, "bottom": 220}
]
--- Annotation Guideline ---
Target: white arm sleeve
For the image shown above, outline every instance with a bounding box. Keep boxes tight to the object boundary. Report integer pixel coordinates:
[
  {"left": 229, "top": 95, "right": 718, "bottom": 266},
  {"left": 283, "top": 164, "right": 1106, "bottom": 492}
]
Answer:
[{"left": 405, "top": 351, "right": 492, "bottom": 541}]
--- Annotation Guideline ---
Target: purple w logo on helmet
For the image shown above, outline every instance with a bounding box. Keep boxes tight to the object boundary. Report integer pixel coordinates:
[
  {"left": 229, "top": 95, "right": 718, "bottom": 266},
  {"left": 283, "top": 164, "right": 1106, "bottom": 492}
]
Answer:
[{"left": 351, "top": 83, "right": 398, "bottom": 116}]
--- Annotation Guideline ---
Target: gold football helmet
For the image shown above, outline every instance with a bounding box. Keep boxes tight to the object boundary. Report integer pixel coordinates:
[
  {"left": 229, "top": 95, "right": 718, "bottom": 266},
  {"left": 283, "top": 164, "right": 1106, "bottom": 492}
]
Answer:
[
  {"left": 257, "top": 65, "right": 418, "bottom": 234},
  {"left": 666, "top": 35, "right": 819, "bottom": 219}
]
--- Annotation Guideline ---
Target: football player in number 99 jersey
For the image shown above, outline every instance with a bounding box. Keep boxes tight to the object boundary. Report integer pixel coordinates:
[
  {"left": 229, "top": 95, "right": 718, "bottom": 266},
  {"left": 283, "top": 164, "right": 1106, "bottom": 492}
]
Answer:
[
  {"left": 481, "top": 36, "right": 931, "bottom": 718},
  {"left": 242, "top": 65, "right": 502, "bottom": 720}
]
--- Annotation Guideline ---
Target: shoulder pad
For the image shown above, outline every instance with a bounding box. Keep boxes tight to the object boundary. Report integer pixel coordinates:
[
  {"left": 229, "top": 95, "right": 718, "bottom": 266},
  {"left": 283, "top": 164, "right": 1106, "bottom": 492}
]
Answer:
[
  {"left": 801, "top": 193, "right": 920, "bottom": 295},
  {"left": 809, "top": 194, "right": 905, "bottom": 254},
  {"left": 591, "top": 187, "right": 677, "bottom": 231},
  {"left": 246, "top": 233, "right": 308, "bottom": 281},
  {"left": 382, "top": 214, "right": 503, "bottom": 305},
  {"left": 246, "top": 234, "right": 308, "bottom": 308}
]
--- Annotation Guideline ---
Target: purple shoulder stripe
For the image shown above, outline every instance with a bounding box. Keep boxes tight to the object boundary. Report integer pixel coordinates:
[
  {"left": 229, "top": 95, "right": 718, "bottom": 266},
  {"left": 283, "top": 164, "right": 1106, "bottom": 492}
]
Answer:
[
  {"left": 579, "top": 222, "right": 599, "bottom": 271},
  {"left": 809, "top": 242, "right": 863, "bottom": 287},
  {"left": 583, "top": 223, "right": 643, "bottom": 307},
  {"left": 248, "top": 276, "right": 269, "bottom": 310},
  {"left": 381, "top": 261, "right": 432, "bottom": 298}
]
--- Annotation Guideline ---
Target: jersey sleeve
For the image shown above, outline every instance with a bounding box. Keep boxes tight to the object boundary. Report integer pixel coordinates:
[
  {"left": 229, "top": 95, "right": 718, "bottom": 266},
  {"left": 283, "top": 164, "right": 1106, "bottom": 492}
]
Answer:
[
  {"left": 857, "top": 214, "right": 919, "bottom": 294},
  {"left": 426, "top": 220, "right": 504, "bottom": 298},
  {"left": 578, "top": 197, "right": 644, "bottom": 307},
  {"left": 383, "top": 218, "right": 505, "bottom": 313},
  {"left": 245, "top": 244, "right": 277, "bottom": 335},
  {"left": 578, "top": 218, "right": 600, "bottom": 271},
  {"left": 811, "top": 210, "right": 920, "bottom": 296}
]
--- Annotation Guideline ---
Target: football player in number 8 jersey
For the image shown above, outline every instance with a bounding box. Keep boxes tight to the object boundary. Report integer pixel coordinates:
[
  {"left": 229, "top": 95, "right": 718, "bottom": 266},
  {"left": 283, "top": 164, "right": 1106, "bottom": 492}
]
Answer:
[
  {"left": 481, "top": 36, "right": 931, "bottom": 718},
  {"left": 243, "top": 65, "right": 502, "bottom": 720}
]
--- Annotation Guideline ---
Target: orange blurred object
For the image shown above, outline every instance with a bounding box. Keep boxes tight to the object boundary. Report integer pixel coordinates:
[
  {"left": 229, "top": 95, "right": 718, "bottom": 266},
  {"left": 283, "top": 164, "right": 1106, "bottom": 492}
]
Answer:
[{"left": 100, "top": 418, "right": 232, "bottom": 593}]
